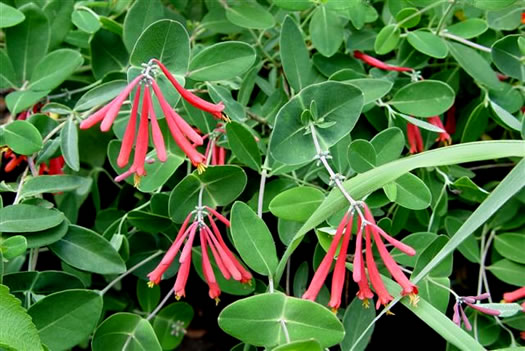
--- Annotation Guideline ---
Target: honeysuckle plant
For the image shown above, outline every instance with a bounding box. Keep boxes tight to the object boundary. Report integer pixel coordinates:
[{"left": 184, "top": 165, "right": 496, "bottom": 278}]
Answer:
[{"left": 0, "top": 0, "right": 524, "bottom": 350}]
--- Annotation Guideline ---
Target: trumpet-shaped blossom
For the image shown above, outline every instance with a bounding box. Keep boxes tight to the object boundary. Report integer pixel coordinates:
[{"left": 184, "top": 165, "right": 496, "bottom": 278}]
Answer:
[
  {"left": 79, "top": 60, "right": 213, "bottom": 182},
  {"left": 353, "top": 51, "right": 413, "bottom": 72},
  {"left": 153, "top": 59, "right": 227, "bottom": 122},
  {"left": 503, "top": 286, "right": 525, "bottom": 312},
  {"left": 302, "top": 202, "right": 418, "bottom": 312},
  {"left": 428, "top": 116, "right": 451, "bottom": 145},
  {"left": 452, "top": 293, "right": 500, "bottom": 331},
  {"left": 2, "top": 149, "right": 27, "bottom": 173},
  {"left": 147, "top": 206, "right": 251, "bottom": 302},
  {"left": 406, "top": 123, "right": 424, "bottom": 154}
]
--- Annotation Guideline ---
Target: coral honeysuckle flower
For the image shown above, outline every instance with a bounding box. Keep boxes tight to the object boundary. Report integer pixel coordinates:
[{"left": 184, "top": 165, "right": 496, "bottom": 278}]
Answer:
[
  {"left": 406, "top": 122, "right": 424, "bottom": 154},
  {"left": 428, "top": 116, "right": 451, "bottom": 145},
  {"left": 353, "top": 51, "right": 413, "bottom": 72},
  {"left": 503, "top": 286, "right": 525, "bottom": 303},
  {"left": 147, "top": 206, "right": 251, "bottom": 303},
  {"left": 80, "top": 60, "right": 211, "bottom": 181},
  {"left": 39, "top": 156, "right": 65, "bottom": 175},
  {"left": 303, "top": 202, "right": 418, "bottom": 312},
  {"left": 452, "top": 293, "right": 500, "bottom": 331},
  {"left": 153, "top": 59, "right": 228, "bottom": 122},
  {"left": 2, "top": 149, "right": 27, "bottom": 173}
]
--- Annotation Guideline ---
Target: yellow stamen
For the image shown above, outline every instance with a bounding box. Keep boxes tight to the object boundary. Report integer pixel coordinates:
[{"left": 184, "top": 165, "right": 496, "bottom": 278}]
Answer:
[
  {"left": 221, "top": 113, "right": 231, "bottom": 123},
  {"left": 49, "top": 112, "right": 60, "bottom": 120},
  {"left": 385, "top": 308, "right": 395, "bottom": 316},
  {"left": 214, "top": 297, "right": 220, "bottom": 306},
  {"left": 147, "top": 281, "right": 155, "bottom": 288},
  {"left": 362, "top": 299, "right": 370, "bottom": 309},
  {"left": 175, "top": 294, "right": 182, "bottom": 301},
  {"left": 408, "top": 293, "right": 420, "bottom": 307},
  {"left": 197, "top": 163, "right": 206, "bottom": 174},
  {"left": 133, "top": 174, "right": 141, "bottom": 187}
]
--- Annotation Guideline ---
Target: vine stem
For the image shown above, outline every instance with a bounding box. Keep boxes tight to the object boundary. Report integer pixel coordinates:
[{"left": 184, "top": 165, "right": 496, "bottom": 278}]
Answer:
[
  {"left": 396, "top": 0, "right": 448, "bottom": 27},
  {"left": 435, "top": 0, "right": 456, "bottom": 35},
  {"left": 47, "top": 80, "right": 102, "bottom": 100},
  {"left": 100, "top": 251, "right": 163, "bottom": 295},
  {"left": 257, "top": 156, "right": 274, "bottom": 293},
  {"left": 146, "top": 290, "right": 173, "bottom": 321}
]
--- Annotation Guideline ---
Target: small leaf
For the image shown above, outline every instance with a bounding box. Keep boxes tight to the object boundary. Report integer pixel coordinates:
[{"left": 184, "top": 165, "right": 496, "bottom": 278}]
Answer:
[
  {"left": 153, "top": 302, "right": 193, "bottom": 350},
  {"left": 446, "top": 19, "right": 488, "bottom": 39},
  {"left": 218, "top": 293, "right": 344, "bottom": 348},
  {"left": 60, "top": 118, "right": 80, "bottom": 171},
  {"left": 28, "top": 289, "right": 103, "bottom": 351},
  {"left": 75, "top": 80, "right": 127, "bottom": 111},
  {"left": 487, "top": 259, "right": 525, "bottom": 286},
  {"left": 370, "top": 127, "right": 405, "bottom": 165},
  {"left": 393, "top": 173, "right": 432, "bottom": 210},
  {"left": 269, "top": 187, "right": 325, "bottom": 222},
  {"left": 309, "top": 7, "right": 344, "bottom": 57},
  {"left": 3, "top": 120, "right": 43, "bottom": 155},
  {"left": 494, "top": 233, "right": 525, "bottom": 264},
  {"left": 348, "top": 139, "right": 376, "bottom": 173},
  {"left": 389, "top": 80, "right": 455, "bottom": 117},
  {"left": 407, "top": 31, "right": 448, "bottom": 58},
  {"left": 341, "top": 297, "right": 376, "bottom": 351},
  {"left": 226, "top": 2, "right": 275, "bottom": 29},
  {"left": 0, "top": 236, "right": 27, "bottom": 260},
  {"left": 0, "top": 3, "right": 25, "bottom": 28},
  {"left": 375, "top": 24, "right": 400, "bottom": 54},
  {"left": 122, "top": 0, "right": 164, "bottom": 51},
  {"left": 273, "top": 339, "right": 322, "bottom": 351},
  {"left": 49, "top": 225, "right": 126, "bottom": 275},
  {"left": 0, "top": 204, "right": 64, "bottom": 233},
  {"left": 71, "top": 9, "right": 100, "bottom": 33},
  {"left": 188, "top": 42, "right": 256, "bottom": 81},
  {"left": 5, "top": 90, "right": 50, "bottom": 115},
  {"left": 226, "top": 121, "right": 261, "bottom": 171},
  {"left": 490, "top": 101, "right": 522, "bottom": 132},
  {"left": 29, "top": 49, "right": 84, "bottom": 91},
  {"left": 231, "top": 202, "right": 278, "bottom": 276}
]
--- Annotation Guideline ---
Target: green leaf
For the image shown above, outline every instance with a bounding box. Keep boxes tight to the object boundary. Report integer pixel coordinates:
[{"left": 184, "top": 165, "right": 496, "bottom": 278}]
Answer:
[
  {"left": 71, "top": 8, "right": 100, "bottom": 33},
  {"left": 28, "top": 49, "right": 83, "bottom": 91},
  {"left": 0, "top": 204, "right": 64, "bottom": 233},
  {"left": 407, "top": 31, "right": 448, "bottom": 58},
  {"left": 0, "top": 236, "right": 27, "bottom": 259},
  {"left": 2, "top": 270, "right": 84, "bottom": 296},
  {"left": 137, "top": 280, "right": 160, "bottom": 313},
  {"left": 491, "top": 35, "right": 525, "bottom": 81},
  {"left": 5, "top": 90, "right": 49, "bottom": 115},
  {"left": 460, "top": 104, "right": 488, "bottom": 143},
  {"left": 93, "top": 312, "right": 162, "bottom": 350},
  {"left": 375, "top": 24, "right": 400, "bottom": 55},
  {"left": 28, "top": 289, "right": 103, "bottom": 351},
  {"left": 218, "top": 293, "right": 344, "bottom": 348},
  {"left": 274, "top": 141, "right": 525, "bottom": 282},
  {"left": 226, "top": 121, "right": 261, "bottom": 171},
  {"left": 272, "top": 339, "right": 322, "bottom": 351},
  {"left": 225, "top": 2, "right": 275, "bottom": 29},
  {"left": 413, "top": 235, "right": 453, "bottom": 277},
  {"left": 340, "top": 297, "right": 376, "bottom": 351},
  {"left": 0, "top": 284, "right": 42, "bottom": 351},
  {"left": 395, "top": 7, "right": 420, "bottom": 28},
  {"left": 450, "top": 176, "right": 489, "bottom": 203},
  {"left": 0, "top": 3, "right": 25, "bottom": 28},
  {"left": 127, "top": 210, "right": 172, "bottom": 233},
  {"left": 21, "top": 175, "right": 90, "bottom": 198},
  {"left": 370, "top": 127, "right": 405, "bottom": 165},
  {"left": 5, "top": 3, "right": 50, "bottom": 82},
  {"left": 444, "top": 216, "right": 480, "bottom": 263},
  {"left": 280, "top": 16, "right": 316, "bottom": 92},
  {"left": 130, "top": 20, "right": 189, "bottom": 76},
  {"left": 91, "top": 29, "right": 128, "bottom": 80},
  {"left": 490, "top": 101, "right": 522, "bottom": 132},
  {"left": 269, "top": 187, "right": 325, "bottom": 222},
  {"left": 188, "top": 42, "right": 256, "bottom": 81},
  {"left": 494, "top": 233, "right": 525, "bottom": 264},
  {"left": 487, "top": 259, "right": 525, "bottom": 286},
  {"left": 75, "top": 80, "right": 127, "bottom": 111},
  {"left": 477, "top": 303, "right": 523, "bottom": 318},
  {"left": 152, "top": 303, "right": 193, "bottom": 350},
  {"left": 60, "top": 118, "right": 80, "bottom": 171},
  {"left": 487, "top": 6, "right": 522, "bottom": 31},
  {"left": 448, "top": 42, "right": 503, "bottom": 91},
  {"left": 342, "top": 79, "right": 393, "bottom": 105},
  {"left": 231, "top": 202, "right": 278, "bottom": 276},
  {"left": 272, "top": 0, "right": 312, "bottom": 10},
  {"left": 446, "top": 19, "right": 488, "bottom": 39},
  {"left": 0, "top": 50, "right": 19, "bottom": 89},
  {"left": 49, "top": 225, "right": 126, "bottom": 275},
  {"left": 309, "top": 7, "right": 344, "bottom": 57},
  {"left": 14, "top": 220, "right": 69, "bottom": 249},
  {"left": 3, "top": 120, "right": 43, "bottom": 155},
  {"left": 43, "top": 0, "right": 74, "bottom": 49},
  {"left": 348, "top": 139, "right": 376, "bottom": 173},
  {"left": 270, "top": 81, "right": 363, "bottom": 165},
  {"left": 468, "top": 0, "right": 518, "bottom": 10},
  {"left": 389, "top": 80, "right": 455, "bottom": 117},
  {"left": 418, "top": 277, "right": 451, "bottom": 313},
  {"left": 392, "top": 173, "right": 432, "bottom": 210},
  {"left": 122, "top": 0, "right": 164, "bottom": 52},
  {"left": 169, "top": 165, "right": 247, "bottom": 223}
]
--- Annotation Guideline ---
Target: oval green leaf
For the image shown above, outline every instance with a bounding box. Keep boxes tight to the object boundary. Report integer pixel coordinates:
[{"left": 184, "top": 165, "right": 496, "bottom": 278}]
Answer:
[
  {"left": 0, "top": 204, "right": 64, "bottom": 233},
  {"left": 389, "top": 80, "right": 455, "bottom": 117},
  {"left": 3, "top": 120, "right": 43, "bottom": 155},
  {"left": 407, "top": 31, "right": 448, "bottom": 58},
  {"left": 29, "top": 49, "right": 83, "bottom": 91},
  {"left": 269, "top": 187, "right": 325, "bottom": 222},
  {"left": 226, "top": 2, "right": 275, "bottom": 29}
]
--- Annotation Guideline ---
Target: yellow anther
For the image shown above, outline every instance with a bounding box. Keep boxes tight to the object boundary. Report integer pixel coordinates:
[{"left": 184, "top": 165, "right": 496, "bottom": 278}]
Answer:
[{"left": 147, "top": 281, "right": 155, "bottom": 288}]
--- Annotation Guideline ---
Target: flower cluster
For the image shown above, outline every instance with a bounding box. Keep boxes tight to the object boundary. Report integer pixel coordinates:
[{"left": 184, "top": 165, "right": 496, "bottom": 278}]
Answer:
[
  {"left": 147, "top": 206, "right": 251, "bottom": 303},
  {"left": 80, "top": 59, "right": 227, "bottom": 183},
  {"left": 452, "top": 293, "right": 500, "bottom": 330},
  {"left": 302, "top": 202, "right": 418, "bottom": 311}
]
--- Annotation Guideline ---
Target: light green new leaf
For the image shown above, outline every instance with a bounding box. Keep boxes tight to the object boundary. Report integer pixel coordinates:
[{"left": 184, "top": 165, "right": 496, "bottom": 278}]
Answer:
[
  {"left": 0, "top": 3, "right": 25, "bottom": 28},
  {"left": 61, "top": 118, "right": 80, "bottom": 171},
  {"left": 309, "top": 6, "right": 344, "bottom": 57}
]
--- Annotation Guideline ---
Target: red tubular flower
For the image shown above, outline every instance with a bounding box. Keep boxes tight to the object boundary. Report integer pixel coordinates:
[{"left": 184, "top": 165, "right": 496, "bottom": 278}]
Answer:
[
  {"left": 329, "top": 215, "right": 353, "bottom": 310},
  {"left": 302, "top": 212, "right": 351, "bottom": 303},
  {"left": 503, "top": 287, "right": 525, "bottom": 303},
  {"left": 39, "top": 156, "right": 65, "bottom": 175},
  {"left": 153, "top": 59, "right": 227, "bottom": 121},
  {"left": 445, "top": 105, "right": 456, "bottom": 135},
  {"left": 2, "top": 149, "right": 27, "bottom": 173},
  {"left": 145, "top": 87, "right": 167, "bottom": 163},
  {"left": 353, "top": 51, "right": 413, "bottom": 72},
  {"left": 147, "top": 207, "right": 251, "bottom": 301},
  {"left": 406, "top": 123, "right": 424, "bottom": 154},
  {"left": 365, "top": 225, "right": 394, "bottom": 309},
  {"left": 428, "top": 116, "right": 451, "bottom": 145},
  {"left": 117, "top": 85, "right": 141, "bottom": 168}
]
